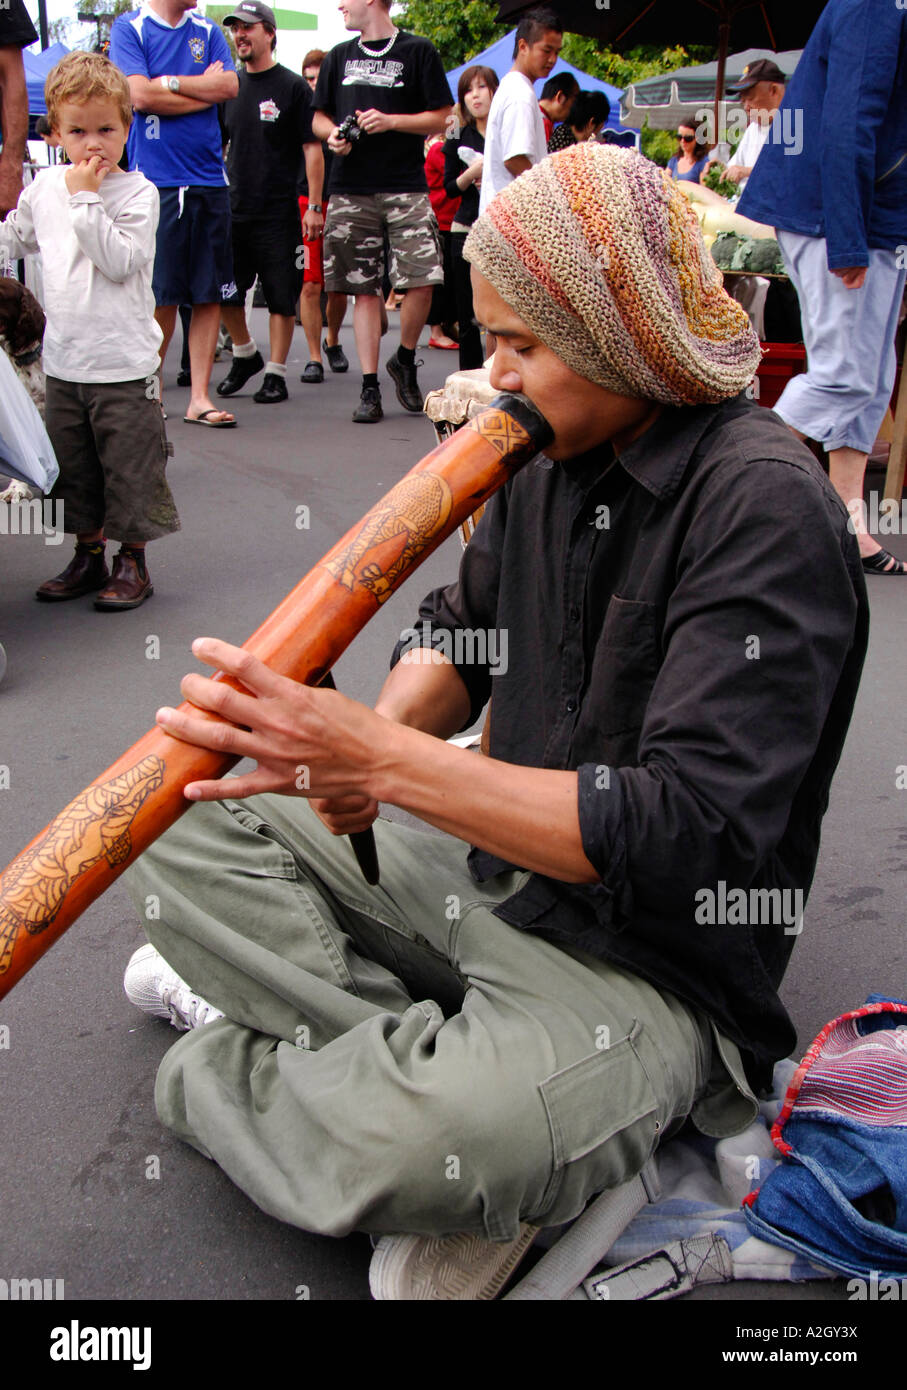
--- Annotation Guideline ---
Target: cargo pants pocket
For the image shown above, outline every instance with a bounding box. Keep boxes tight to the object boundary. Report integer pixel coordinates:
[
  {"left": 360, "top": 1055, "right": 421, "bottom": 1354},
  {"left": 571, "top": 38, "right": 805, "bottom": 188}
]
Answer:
[{"left": 533, "top": 1019, "right": 660, "bottom": 1227}]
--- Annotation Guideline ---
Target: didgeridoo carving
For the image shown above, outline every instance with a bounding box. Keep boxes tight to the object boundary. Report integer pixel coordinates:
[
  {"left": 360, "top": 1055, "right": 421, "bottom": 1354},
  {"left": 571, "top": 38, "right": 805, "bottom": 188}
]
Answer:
[{"left": 0, "top": 394, "right": 552, "bottom": 999}]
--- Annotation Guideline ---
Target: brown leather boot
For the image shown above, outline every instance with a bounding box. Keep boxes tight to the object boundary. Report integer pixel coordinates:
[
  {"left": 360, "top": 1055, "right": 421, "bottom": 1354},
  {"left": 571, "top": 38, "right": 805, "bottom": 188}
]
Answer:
[
  {"left": 94, "top": 547, "right": 153, "bottom": 611},
  {"left": 36, "top": 541, "right": 109, "bottom": 601}
]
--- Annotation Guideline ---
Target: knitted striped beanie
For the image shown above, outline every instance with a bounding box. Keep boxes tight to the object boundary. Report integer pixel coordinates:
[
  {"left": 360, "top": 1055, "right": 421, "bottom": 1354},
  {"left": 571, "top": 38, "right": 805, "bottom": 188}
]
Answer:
[{"left": 464, "top": 142, "right": 761, "bottom": 406}]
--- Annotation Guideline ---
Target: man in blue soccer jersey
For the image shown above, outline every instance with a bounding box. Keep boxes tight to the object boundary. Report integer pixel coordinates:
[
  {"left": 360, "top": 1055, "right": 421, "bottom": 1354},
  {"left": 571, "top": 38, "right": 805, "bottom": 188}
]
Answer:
[{"left": 110, "top": 0, "right": 240, "bottom": 426}]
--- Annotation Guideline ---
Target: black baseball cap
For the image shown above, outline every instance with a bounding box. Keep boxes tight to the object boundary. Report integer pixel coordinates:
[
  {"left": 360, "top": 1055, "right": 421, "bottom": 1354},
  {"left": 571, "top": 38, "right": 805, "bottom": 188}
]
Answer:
[
  {"left": 223, "top": 1, "right": 276, "bottom": 27},
  {"left": 726, "top": 58, "right": 786, "bottom": 95}
]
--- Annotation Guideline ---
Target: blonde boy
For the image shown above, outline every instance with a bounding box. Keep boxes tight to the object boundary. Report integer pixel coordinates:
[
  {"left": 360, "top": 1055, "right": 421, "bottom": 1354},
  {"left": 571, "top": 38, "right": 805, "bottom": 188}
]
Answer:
[{"left": 0, "top": 51, "right": 179, "bottom": 610}]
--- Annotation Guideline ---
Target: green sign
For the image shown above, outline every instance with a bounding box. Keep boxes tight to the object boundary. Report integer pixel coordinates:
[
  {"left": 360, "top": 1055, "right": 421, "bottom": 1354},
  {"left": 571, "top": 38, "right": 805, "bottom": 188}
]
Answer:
[{"left": 272, "top": 9, "right": 317, "bottom": 29}]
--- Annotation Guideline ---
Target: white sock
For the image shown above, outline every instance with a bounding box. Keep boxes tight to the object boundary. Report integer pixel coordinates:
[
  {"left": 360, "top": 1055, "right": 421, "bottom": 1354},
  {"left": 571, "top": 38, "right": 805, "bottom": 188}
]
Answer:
[
  {"left": 265, "top": 361, "right": 287, "bottom": 377},
  {"left": 233, "top": 339, "right": 257, "bottom": 359}
]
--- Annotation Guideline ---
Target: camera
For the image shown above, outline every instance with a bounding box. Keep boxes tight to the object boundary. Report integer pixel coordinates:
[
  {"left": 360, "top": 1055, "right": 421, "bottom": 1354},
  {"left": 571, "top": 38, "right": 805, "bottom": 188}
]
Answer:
[{"left": 336, "top": 114, "right": 362, "bottom": 145}]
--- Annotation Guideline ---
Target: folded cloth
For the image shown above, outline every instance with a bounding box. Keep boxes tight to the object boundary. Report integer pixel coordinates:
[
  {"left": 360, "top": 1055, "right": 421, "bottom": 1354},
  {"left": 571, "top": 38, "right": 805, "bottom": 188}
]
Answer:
[{"left": 743, "top": 995, "right": 907, "bottom": 1280}]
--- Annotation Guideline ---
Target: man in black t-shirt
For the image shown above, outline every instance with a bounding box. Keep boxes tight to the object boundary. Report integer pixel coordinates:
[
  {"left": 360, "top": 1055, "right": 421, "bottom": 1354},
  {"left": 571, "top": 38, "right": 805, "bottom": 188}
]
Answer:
[
  {"left": 0, "top": 0, "right": 38, "bottom": 218},
  {"left": 217, "top": 1, "right": 325, "bottom": 404},
  {"left": 312, "top": 0, "right": 452, "bottom": 423}
]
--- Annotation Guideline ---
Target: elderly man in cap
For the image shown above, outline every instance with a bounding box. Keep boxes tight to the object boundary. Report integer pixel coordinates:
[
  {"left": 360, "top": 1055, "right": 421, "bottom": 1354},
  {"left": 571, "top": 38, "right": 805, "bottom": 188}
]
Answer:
[
  {"left": 120, "top": 144, "right": 867, "bottom": 1299},
  {"left": 216, "top": 1, "right": 325, "bottom": 404},
  {"left": 722, "top": 58, "right": 787, "bottom": 195}
]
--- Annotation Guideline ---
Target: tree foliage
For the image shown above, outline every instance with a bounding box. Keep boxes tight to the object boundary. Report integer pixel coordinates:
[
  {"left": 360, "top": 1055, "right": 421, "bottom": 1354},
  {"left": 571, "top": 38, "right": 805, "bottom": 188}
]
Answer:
[{"left": 394, "top": 0, "right": 507, "bottom": 69}]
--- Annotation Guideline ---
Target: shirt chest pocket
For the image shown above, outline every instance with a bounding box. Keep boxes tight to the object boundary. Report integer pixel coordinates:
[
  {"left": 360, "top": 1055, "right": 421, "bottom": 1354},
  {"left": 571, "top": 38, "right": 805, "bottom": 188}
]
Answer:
[{"left": 582, "top": 595, "right": 661, "bottom": 743}]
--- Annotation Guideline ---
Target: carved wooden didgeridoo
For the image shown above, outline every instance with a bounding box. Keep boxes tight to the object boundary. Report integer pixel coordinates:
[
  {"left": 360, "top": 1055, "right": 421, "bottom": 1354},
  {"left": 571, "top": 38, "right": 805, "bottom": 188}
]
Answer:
[{"left": 0, "top": 393, "right": 553, "bottom": 1001}]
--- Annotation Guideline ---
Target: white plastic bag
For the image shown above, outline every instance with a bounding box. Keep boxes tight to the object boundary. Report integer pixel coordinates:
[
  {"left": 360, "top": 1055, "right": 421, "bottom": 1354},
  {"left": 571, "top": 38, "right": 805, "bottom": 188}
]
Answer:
[{"left": 0, "top": 349, "right": 58, "bottom": 492}]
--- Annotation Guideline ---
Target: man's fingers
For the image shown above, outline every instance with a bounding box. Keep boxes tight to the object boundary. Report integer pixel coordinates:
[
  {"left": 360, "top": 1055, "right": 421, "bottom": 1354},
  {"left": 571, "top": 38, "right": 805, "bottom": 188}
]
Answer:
[
  {"left": 178, "top": 669, "right": 260, "bottom": 728},
  {"left": 184, "top": 772, "right": 272, "bottom": 802},
  {"left": 190, "top": 637, "right": 288, "bottom": 699},
  {"left": 156, "top": 702, "right": 254, "bottom": 758}
]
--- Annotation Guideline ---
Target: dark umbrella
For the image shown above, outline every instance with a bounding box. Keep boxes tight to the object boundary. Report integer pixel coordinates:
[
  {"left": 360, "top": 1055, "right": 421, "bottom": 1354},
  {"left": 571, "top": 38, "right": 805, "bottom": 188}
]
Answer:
[{"left": 495, "top": 0, "right": 826, "bottom": 132}]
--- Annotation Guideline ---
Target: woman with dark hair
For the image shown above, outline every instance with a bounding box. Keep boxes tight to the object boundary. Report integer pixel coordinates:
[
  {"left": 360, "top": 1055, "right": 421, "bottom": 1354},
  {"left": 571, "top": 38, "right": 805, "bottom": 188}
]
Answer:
[
  {"left": 667, "top": 121, "right": 711, "bottom": 182},
  {"left": 444, "top": 64, "right": 499, "bottom": 370},
  {"left": 546, "top": 89, "right": 611, "bottom": 152}
]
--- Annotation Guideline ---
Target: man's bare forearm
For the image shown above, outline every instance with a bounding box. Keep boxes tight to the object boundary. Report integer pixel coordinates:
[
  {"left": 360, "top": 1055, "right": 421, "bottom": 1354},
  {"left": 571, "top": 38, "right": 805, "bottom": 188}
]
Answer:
[
  {"left": 303, "top": 141, "right": 324, "bottom": 204},
  {"left": 178, "top": 71, "right": 238, "bottom": 103},
  {"left": 312, "top": 110, "right": 335, "bottom": 141},
  {"left": 504, "top": 155, "right": 532, "bottom": 177},
  {"left": 0, "top": 47, "right": 29, "bottom": 164},
  {"left": 369, "top": 652, "right": 597, "bottom": 881},
  {"left": 129, "top": 72, "right": 237, "bottom": 114},
  {"left": 385, "top": 108, "right": 452, "bottom": 137},
  {"left": 373, "top": 651, "right": 471, "bottom": 739},
  {"left": 368, "top": 717, "right": 597, "bottom": 883}
]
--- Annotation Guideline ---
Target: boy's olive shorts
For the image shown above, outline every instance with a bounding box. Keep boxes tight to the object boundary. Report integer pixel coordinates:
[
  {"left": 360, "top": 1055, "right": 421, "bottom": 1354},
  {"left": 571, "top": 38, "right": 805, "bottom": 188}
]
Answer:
[{"left": 45, "top": 376, "right": 179, "bottom": 543}]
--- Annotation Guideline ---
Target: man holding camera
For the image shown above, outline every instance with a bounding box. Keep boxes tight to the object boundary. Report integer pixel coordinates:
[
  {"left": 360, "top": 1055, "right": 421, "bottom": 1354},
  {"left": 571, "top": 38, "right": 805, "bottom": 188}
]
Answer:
[{"left": 312, "top": 0, "right": 451, "bottom": 424}]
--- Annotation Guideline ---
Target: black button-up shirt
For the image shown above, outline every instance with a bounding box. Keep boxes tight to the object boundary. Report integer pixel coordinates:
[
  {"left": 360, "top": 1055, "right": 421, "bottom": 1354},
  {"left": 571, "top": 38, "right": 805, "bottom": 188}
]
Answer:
[{"left": 392, "top": 395, "right": 868, "bottom": 1091}]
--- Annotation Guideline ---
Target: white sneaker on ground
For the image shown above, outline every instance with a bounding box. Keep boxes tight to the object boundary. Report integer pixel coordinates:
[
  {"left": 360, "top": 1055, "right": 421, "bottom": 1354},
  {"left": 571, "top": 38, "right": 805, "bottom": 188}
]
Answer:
[
  {"left": 124, "top": 943, "right": 225, "bottom": 1032},
  {"left": 368, "top": 1224, "right": 538, "bottom": 1300}
]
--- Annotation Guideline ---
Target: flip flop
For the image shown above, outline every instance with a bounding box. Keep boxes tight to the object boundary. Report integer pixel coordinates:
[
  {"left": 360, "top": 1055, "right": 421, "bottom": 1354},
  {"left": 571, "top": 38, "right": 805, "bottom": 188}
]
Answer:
[
  {"left": 183, "top": 409, "right": 237, "bottom": 428},
  {"left": 861, "top": 547, "right": 907, "bottom": 575}
]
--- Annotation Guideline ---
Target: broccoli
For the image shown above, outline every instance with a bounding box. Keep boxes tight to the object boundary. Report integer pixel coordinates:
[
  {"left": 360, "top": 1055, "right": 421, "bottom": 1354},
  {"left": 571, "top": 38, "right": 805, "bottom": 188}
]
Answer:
[
  {"left": 710, "top": 232, "right": 743, "bottom": 269},
  {"left": 743, "top": 238, "right": 785, "bottom": 274},
  {"left": 730, "top": 236, "right": 756, "bottom": 271}
]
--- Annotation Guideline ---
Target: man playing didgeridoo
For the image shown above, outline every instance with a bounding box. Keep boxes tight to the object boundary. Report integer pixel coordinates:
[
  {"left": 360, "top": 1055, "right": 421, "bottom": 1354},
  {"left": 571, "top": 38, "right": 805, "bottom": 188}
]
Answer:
[{"left": 122, "top": 144, "right": 868, "bottom": 1300}]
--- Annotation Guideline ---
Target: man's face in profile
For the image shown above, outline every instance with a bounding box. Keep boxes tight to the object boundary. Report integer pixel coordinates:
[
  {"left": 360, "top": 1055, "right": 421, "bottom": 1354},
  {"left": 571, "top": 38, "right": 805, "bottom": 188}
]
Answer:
[
  {"left": 521, "top": 31, "right": 562, "bottom": 84},
  {"left": 472, "top": 269, "right": 660, "bottom": 461}
]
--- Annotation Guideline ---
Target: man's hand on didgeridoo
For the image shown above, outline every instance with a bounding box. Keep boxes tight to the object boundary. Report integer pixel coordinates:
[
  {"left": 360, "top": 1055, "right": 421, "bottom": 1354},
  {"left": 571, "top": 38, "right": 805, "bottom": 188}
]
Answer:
[{"left": 155, "top": 637, "right": 383, "bottom": 833}]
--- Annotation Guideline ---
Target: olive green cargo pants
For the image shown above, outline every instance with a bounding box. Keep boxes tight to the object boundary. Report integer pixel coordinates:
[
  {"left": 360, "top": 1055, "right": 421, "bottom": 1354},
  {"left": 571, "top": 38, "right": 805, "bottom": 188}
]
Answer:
[{"left": 124, "top": 794, "right": 748, "bottom": 1242}]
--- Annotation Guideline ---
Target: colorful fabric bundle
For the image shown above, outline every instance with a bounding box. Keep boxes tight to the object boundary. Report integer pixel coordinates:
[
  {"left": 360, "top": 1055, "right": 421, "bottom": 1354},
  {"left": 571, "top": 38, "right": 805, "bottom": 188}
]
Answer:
[
  {"left": 464, "top": 142, "right": 762, "bottom": 406},
  {"left": 743, "top": 995, "right": 907, "bottom": 1280}
]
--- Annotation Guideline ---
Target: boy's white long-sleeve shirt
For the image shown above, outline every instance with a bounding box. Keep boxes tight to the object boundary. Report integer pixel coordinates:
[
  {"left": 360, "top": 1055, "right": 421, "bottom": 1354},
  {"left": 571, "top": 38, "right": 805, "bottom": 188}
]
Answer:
[{"left": 0, "top": 166, "right": 163, "bottom": 383}]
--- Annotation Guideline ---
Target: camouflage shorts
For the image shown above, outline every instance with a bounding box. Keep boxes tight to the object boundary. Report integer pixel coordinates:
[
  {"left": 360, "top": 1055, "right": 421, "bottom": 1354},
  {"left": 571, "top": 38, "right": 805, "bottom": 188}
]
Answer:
[{"left": 323, "top": 192, "right": 443, "bottom": 294}]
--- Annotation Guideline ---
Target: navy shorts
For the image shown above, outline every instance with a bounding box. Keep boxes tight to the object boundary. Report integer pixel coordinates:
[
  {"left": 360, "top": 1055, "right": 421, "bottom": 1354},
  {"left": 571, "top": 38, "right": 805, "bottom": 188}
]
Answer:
[
  {"left": 153, "top": 186, "right": 237, "bottom": 307},
  {"left": 226, "top": 209, "right": 303, "bottom": 317}
]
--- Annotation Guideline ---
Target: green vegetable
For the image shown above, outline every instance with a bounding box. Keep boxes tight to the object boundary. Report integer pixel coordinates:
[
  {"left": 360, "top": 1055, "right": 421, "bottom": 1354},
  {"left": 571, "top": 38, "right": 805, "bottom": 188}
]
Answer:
[
  {"left": 730, "top": 236, "right": 756, "bottom": 271},
  {"left": 743, "top": 238, "right": 786, "bottom": 274},
  {"left": 710, "top": 232, "right": 743, "bottom": 269},
  {"left": 702, "top": 162, "right": 738, "bottom": 200}
]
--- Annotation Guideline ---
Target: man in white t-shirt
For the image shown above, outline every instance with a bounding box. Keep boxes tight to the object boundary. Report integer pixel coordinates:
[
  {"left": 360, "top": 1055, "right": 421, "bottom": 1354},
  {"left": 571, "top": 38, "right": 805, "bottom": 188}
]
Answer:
[
  {"left": 724, "top": 58, "right": 787, "bottom": 196},
  {"left": 479, "top": 7, "right": 562, "bottom": 214}
]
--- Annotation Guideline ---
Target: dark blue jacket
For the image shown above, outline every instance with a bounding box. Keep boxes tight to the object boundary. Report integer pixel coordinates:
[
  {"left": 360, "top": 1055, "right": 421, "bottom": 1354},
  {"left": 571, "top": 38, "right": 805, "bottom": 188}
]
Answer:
[{"left": 738, "top": 0, "right": 907, "bottom": 268}]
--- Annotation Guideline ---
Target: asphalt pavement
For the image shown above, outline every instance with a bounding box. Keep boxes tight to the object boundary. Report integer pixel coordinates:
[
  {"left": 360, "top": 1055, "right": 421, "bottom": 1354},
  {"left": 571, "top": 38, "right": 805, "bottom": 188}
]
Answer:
[{"left": 1, "top": 311, "right": 905, "bottom": 1307}]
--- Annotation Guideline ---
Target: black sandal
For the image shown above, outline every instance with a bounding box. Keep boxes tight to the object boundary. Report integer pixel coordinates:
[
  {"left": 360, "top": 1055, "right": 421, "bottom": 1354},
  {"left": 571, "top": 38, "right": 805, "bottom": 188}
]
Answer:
[{"left": 861, "top": 548, "right": 907, "bottom": 576}]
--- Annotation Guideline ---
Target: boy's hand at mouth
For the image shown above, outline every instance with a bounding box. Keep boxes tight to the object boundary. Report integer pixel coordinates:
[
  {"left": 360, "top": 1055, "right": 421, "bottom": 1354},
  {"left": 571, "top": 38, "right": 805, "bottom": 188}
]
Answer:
[{"left": 65, "top": 156, "right": 111, "bottom": 196}]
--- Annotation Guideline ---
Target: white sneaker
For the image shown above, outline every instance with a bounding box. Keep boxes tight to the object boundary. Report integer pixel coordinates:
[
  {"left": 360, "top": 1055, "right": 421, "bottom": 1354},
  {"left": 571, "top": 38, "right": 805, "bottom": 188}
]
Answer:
[
  {"left": 368, "top": 1224, "right": 538, "bottom": 1300},
  {"left": 124, "top": 943, "right": 224, "bottom": 1032}
]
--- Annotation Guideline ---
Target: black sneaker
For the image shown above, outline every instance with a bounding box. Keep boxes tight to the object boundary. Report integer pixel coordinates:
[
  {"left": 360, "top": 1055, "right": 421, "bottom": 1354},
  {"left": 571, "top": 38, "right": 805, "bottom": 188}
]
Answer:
[
  {"left": 352, "top": 385, "right": 383, "bottom": 423},
  {"left": 253, "top": 372, "right": 288, "bottom": 404},
  {"left": 300, "top": 361, "right": 324, "bottom": 384},
  {"left": 324, "top": 340, "right": 349, "bottom": 373},
  {"left": 386, "top": 351, "right": 424, "bottom": 413},
  {"left": 216, "top": 350, "right": 264, "bottom": 396}
]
